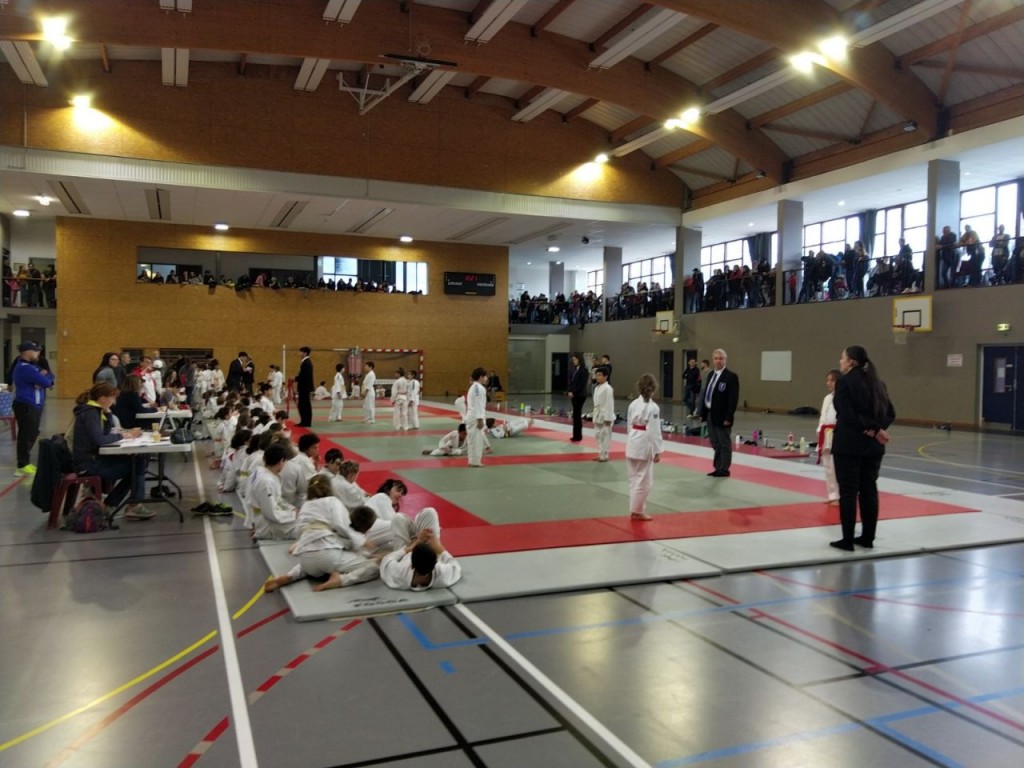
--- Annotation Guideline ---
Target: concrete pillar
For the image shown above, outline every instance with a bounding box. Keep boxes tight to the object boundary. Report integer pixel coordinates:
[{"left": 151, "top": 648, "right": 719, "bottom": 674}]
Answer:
[
  {"left": 676, "top": 226, "right": 701, "bottom": 315},
  {"left": 926, "top": 159, "right": 960, "bottom": 294},
  {"left": 602, "top": 246, "right": 622, "bottom": 321},
  {"left": 548, "top": 261, "right": 565, "bottom": 297},
  {"left": 777, "top": 199, "right": 804, "bottom": 305}
]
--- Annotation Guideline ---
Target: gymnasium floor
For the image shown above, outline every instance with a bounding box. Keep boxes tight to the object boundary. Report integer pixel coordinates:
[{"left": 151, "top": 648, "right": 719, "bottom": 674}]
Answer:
[{"left": 1, "top": 397, "right": 1022, "bottom": 768}]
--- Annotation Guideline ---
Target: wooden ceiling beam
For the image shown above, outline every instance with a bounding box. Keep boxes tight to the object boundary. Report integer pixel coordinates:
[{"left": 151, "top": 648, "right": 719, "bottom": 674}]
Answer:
[
  {"left": 900, "top": 5, "right": 1024, "bottom": 67},
  {"left": 563, "top": 97, "right": 599, "bottom": 121},
  {"left": 672, "top": 165, "right": 729, "bottom": 182},
  {"left": 100, "top": 44, "right": 111, "bottom": 73},
  {"left": 842, "top": 0, "right": 889, "bottom": 15},
  {"left": 591, "top": 4, "right": 653, "bottom": 50},
  {"left": 516, "top": 85, "right": 544, "bottom": 108},
  {"left": 937, "top": 0, "right": 972, "bottom": 107},
  {"left": 610, "top": 115, "right": 658, "bottom": 142},
  {"left": 701, "top": 49, "right": 781, "bottom": 94},
  {"left": 749, "top": 82, "right": 852, "bottom": 127},
  {"left": 0, "top": 0, "right": 788, "bottom": 180},
  {"left": 652, "top": 138, "right": 712, "bottom": 168},
  {"left": 237, "top": 52, "right": 247, "bottom": 75},
  {"left": 647, "top": 0, "right": 939, "bottom": 137},
  {"left": 465, "top": 75, "right": 490, "bottom": 98},
  {"left": 913, "top": 60, "right": 1024, "bottom": 81},
  {"left": 646, "top": 22, "right": 717, "bottom": 69},
  {"left": 532, "top": 0, "right": 577, "bottom": 36}
]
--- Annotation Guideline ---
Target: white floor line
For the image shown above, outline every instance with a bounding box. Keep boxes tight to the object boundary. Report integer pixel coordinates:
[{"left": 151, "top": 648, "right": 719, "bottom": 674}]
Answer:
[
  {"left": 453, "top": 603, "right": 651, "bottom": 768},
  {"left": 193, "top": 447, "right": 259, "bottom": 767},
  {"left": 884, "top": 464, "right": 1024, "bottom": 491}
]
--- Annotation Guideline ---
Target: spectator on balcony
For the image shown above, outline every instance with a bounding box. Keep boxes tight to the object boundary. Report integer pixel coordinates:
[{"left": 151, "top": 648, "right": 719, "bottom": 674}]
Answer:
[
  {"left": 937, "top": 225, "right": 958, "bottom": 289},
  {"left": 990, "top": 225, "right": 1010, "bottom": 285},
  {"left": 959, "top": 225, "right": 982, "bottom": 286},
  {"left": 853, "top": 241, "right": 870, "bottom": 296},
  {"left": 798, "top": 251, "right": 816, "bottom": 303},
  {"left": 42, "top": 264, "right": 57, "bottom": 307}
]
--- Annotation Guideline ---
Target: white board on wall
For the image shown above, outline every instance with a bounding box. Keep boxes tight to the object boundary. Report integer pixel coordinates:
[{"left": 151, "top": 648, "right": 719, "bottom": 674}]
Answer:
[{"left": 761, "top": 351, "right": 792, "bottom": 382}]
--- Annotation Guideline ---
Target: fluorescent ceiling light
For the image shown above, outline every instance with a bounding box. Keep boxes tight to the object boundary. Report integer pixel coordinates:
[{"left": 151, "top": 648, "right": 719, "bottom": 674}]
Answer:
[
  {"left": 594, "top": 153, "right": 609, "bottom": 164},
  {"left": 851, "top": 0, "right": 962, "bottom": 47},
  {"left": 47, "top": 180, "right": 90, "bottom": 214},
  {"left": 610, "top": 126, "right": 673, "bottom": 158},
  {"left": 161, "top": 48, "right": 189, "bottom": 87},
  {"left": 465, "top": 0, "right": 529, "bottom": 44},
  {"left": 41, "top": 16, "right": 72, "bottom": 50},
  {"left": 790, "top": 51, "right": 824, "bottom": 73},
  {"left": 817, "top": 35, "right": 847, "bottom": 61},
  {"left": 511, "top": 88, "right": 568, "bottom": 122},
  {"left": 295, "top": 58, "right": 331, "bottom": 91},
  {"left": 348, "top": 207, "right": 395, "bottom": 234},
  {"left": 546, "top": 246, "right": 560, "bottom": 253},
  {"left": 589, "top": 8, "right": 686, "bottom": 70},
  {"left": 0, "top": 40, "right": 48, "bottom": 86},
  {"left": 270, "top": 200, "right": 308, "bottom": 228},
  {"left": 323, "top": 0, "right": 362, "bottom": 23},
  {"left": 408, "top": 69, "right": 457, "bottom": 104},
  {"left": 37, "top": 196, "right": 51, "bottom": 206},
  {"left": 214, "top": 223, "right": 230, "bottom": 231},
  {"left": 12, "top": 209, "right": 30, "bottom": 217},
  {"left": 145, "top": 188, "right": 172, "bottom": 221},
  {"left": 447, "top": 216, "right": 510, "bottom": 242},
  {"left": 399, "top": 235, "right": 414, "bottom": 243},
  {"left": 70, "top": 94, "right": 91, "bottom": 109},
  {"left": 704, "top": 67, "right": 796, "bottom": 114}
]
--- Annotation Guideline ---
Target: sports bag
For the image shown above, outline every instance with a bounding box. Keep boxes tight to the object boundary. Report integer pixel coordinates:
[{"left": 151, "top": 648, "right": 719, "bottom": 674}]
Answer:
[{"left": 64, "top": 497, "right": 109, "bottom": 533}]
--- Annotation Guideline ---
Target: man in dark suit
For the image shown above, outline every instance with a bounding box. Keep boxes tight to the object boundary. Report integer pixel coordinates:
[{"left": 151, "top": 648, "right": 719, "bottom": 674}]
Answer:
[
  {"left": 697, "top": 348, "right": 739, "bottom": 477},
  {"left": 226, "top": 352, "right": 251, "bottom": 393},
  {"left": 295, "top": 346, "right": 314, "bottom": 427}
]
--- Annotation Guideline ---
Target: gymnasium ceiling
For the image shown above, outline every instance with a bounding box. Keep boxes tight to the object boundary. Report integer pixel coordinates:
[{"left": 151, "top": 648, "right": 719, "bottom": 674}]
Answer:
[{"left": 1, "top": 0, "right": 1023, "bottom": 273}]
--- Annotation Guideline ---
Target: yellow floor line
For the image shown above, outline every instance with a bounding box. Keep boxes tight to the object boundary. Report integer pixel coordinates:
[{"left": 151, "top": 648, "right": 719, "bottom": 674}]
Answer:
[{"left": 232, "top": 586, "right": 265, "bottom": 620}]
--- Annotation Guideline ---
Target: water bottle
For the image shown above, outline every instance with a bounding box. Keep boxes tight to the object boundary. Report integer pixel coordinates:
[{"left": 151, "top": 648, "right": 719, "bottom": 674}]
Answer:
[
  {"left": 735, "top": 434, "right": 742, "bottom": 447},
  {"left": 799, "top": 436, "right": 807, "bottom": 452}
]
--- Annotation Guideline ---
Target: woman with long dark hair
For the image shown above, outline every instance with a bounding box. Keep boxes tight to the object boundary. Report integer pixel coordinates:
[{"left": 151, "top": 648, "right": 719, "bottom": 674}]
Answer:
[
  {"left": 567, "top": 353, "right": 588, "bottom": 442},
  {"left": 830, "top": 345, "right": 895, "bottom": 551}
]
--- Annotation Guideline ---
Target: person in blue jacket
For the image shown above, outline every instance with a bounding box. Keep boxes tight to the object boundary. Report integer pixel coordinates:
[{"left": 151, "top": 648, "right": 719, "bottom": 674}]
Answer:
[{"left": 12, "top": 340, "right": 54, "bottom": 476}]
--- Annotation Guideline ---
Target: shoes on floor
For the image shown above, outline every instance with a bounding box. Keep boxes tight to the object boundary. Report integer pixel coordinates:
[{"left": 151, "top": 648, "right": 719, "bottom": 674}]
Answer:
[
  {"left": 191, "top": 502, "right": 211, "bottom": 515},
  {"left": 208, "top": 503, "right": 234, "bottom": 516},
  {"left": 853, "top": 536, "right": 874, "bottom": 548},
  {"left": 124, "top": 506, "right": 156, "bottom": 520},
  {"left": 14, "top": 464, "right": 36, "bottom": 477},
  {"left": 829, "top": 539, "right": 854, "bottom": 551},
  {"left": 708, "top": 470, "right": 731, "bottom": 477}
]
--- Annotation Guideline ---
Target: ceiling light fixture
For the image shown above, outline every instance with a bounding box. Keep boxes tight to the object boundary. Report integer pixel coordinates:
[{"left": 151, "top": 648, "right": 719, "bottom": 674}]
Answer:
[
  {"left": 41, "top": 17, "right": 72, "bottom": 51},
  {"left": 323, "top": 0, "right": 363, "bottom": 23},
  {"left": 837, "top": 200, "right": 846, "bottom": 207},
  {"left": 36, "top": 195, "right": 52, "bottom": 206},
  {"left": 547, "top": 246, "right": 560, "bottom": 253},
  {"left": 817, "top": 35, "right": 847, "bottom": 61},
  {"left": 789, "top": 51, "right": 824, "bottom": 73},
  {"left": 465, "top": 0, "right": 529, "bottom": 43},
  {"left": 610, "top": 126, "right": 673, "bottom": 158},
  {"left": 399, "top": 235, "right": 414, "bottom": 243},
  {"left": 294, "top": 58, "right": 331, "bottom": 92},
  {"left": 594, "top": 153, "right": 609, "bottom": 164},
  {"left": 704, "top": 67, "right": 796, "bottom": 114},
  {"left": 851, "top": 0, "right": 961, "bottom": 47},
  {"left": 511, "top": 88, "right": 569, "bottom": 122},
  {"left": 12, "top": 209, "right": 30, "bottom": 218},
  {"left": 214, "top": 222, "right": 230, "bottom": 231},
  {"left": 408, "top": 69, "right": 457, "bottom": 104},
  {"left": 902, "top": 120, "right": 918, "bottom": 133},
  {"left": 70, "top": 94, "right": 91, "bottom": 109},
  {"left": 588, "top": 8, "right": 686, "bottom": 70},
  {"left": 0, "top": 40, "right": 48, "bottom": 86}
]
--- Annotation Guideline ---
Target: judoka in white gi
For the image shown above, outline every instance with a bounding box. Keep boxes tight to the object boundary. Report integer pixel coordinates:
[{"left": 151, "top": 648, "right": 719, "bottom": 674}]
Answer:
[
  {"left": 269, "top": 365, "right": 285, "bottom": 405},
  {"left": 328, "top": 364, "right": 348, "bottom": 422},
  {"left": 262, "top": 475, "right": 381, "bottom": 593},
  {"left": 361, "top": 362, "right": 377, "bottom": 423},
  {"left": 484, "top": 417, "right": 531, "bottom": 439},
  {"left": 331, "top": 459, "right": 371, "bottom": 511},
  {"left": 249, "top": 442, "right": 301, "bottom": 540},
  {"left": 380, "top": 507, "right": 462, "bottom": 591},
  {"left": 591, "top": 367, "right": 615, "bottom": 462},
  {"left": 279, "top": 432, "right": 320, "bottom": 508},
  {"left": 817, "top": 369, "right": 840, "bottom": 505},
  {"left": 407, "top": 370, "right": 421, "bottom": 429},
  {"left": 422, "top": 423, "right": 467, "bottom": 456},
  {"left": 390, "top": 367, "right": 410, "bottom": 431},
  {"left": 466, "top": 367, "right": 489, "bottom": 467},
  {"left": 625, "top": 373, "right": 663, "bottom": 521}
]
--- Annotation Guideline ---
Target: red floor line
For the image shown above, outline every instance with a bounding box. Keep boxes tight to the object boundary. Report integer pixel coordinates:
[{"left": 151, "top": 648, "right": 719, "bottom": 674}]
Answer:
[
  {"left": 236, "top": 608, "right": 289, "bottom": 639},
  {"left": 42, "top": 645, "right": 221, "bottom": 768},
  {"left": 178, "top": 717, "right": 230, "bottom": 768},
  {"left": 751, "top": 608, "right": 1024, "bottom": 732},
  {"left": 0, "top": 477, "right": 25, "bottom": 498},
  {"left": 755, "top": 571, "right": 838, "bottom": 593},
  {"left": 685, "top": 580, "right": 742, "bottom": 605},
  {"left": 851, "top": 594, "right": 1024, "bottom": 618}
]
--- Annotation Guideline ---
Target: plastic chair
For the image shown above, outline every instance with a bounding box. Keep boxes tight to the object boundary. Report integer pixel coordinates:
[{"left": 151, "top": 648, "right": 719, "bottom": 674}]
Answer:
[{"left": 49, "top": 473, "right": 104, "bottom": 530}]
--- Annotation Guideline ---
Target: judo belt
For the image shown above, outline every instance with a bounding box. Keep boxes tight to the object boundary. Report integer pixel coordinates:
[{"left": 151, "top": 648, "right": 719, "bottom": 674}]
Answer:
[
  {"left": 632, "top": 425, "right": 647, "bottom": 431},
  {"left": 816, "top": 424, "right": 834, "bottom": 465},
  {"left": 252, "top": 506, "right": 261, "bottom": 516}
]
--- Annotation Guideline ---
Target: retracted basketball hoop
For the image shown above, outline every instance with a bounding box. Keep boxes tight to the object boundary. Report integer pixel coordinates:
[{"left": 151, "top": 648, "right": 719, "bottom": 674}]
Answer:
[{"left": 892, "top": 324, "right": 915, "bottom": 345}]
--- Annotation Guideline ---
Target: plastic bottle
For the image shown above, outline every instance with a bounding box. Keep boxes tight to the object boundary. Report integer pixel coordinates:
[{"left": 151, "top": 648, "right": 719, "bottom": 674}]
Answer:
[
  {"left": 735, "top": 433, "right": 742, "bottom": 447},
  {"left": 799, "top": 436, "right": 807, "bottom": 452}
]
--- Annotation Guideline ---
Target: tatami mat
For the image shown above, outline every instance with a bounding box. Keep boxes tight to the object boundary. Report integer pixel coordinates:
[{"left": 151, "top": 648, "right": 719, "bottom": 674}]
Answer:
[
  {"left": 258, "top": 542, "right": 457, "bottom": 622},
  {"left": 450, "top": 540, "right": 720, "bottom": 601}
]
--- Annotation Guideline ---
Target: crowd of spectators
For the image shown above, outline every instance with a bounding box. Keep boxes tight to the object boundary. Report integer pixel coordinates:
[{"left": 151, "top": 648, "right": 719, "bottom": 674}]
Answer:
[
  {"left": 605, "top": 282, "right": 674, "bottom": 320},
  {"left": 509, "top": 290, "right": 603, "bottom": 325},
  {"left": 137, "top": 268, "right": 421, "bottom": 294},
  {"left": 683, "top": 261, "right": 775, "bottom": 313},
  {"left": 3, "top": 262, "right": 56, "bottom": 308},
  {"left": 786, "top": 240, "right": 922, "bottom": 304},
  {"left": 936, "top": 225, "right": 1022, "bottom": 289}
]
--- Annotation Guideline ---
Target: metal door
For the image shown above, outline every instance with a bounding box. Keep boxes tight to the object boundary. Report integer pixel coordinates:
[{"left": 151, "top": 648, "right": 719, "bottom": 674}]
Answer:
[
  {"left": 550, "top": 352, "right": 568, "bottom": 394},
  {"left": 660, "top": 350, "right": 674, "bottom": 399},
  {"left": 981, "top": 346, "right": 1021, "bottom": 430}
]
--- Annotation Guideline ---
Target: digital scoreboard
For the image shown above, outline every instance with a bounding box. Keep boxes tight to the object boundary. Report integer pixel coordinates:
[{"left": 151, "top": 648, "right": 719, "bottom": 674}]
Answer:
[{"left": 443, "top": 272, "right": 496, "bottom": 296}]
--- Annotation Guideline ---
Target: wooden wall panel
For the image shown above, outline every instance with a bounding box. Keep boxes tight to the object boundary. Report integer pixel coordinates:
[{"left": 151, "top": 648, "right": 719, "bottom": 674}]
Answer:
[{"left": 55, "top": 218, "right": 509, "bottom": 399}]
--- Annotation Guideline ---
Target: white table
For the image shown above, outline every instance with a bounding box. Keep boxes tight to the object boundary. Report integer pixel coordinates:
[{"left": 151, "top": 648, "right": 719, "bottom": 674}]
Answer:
[
  {"left": 135, "top": 408, "right": 193, "bottom": 424},
  {"left": 100, "top": 437, "right": 193, "bottom": 521}
]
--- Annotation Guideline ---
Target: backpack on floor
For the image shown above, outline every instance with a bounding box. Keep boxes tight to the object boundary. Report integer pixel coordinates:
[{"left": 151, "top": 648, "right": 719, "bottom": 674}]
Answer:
[{"left": 63, "top": 495, "right": 110, "bottom": 533}]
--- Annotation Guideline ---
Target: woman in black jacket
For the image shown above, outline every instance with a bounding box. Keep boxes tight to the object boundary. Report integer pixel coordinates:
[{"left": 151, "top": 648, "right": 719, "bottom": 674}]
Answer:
[
  {"left": 112, "top": 374, "right": 159, "bottom": 429},
  {"left": 830, "top": 345, "right": 895, "bottom": 551},
  {"left": 567, "top": 353, "right": 589, "bottom": 442}
]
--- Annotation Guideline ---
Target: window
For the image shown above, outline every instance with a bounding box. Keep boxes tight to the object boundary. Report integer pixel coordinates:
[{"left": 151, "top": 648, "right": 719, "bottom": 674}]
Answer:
[
  {"left": 700, "top": 234, "right": 777, "bottom": 276},
  {"left": 803, "top": 214, "right": 860, "bottom": 257},
  {"left": 872, "top": 199, "right": 927, "bottom": 269},
  {"left": 320, "top": 256, "right": 358, "bottom": 287},
  {"left": 960, "top": 180, "right": 1019, "bottom": 243},
  {"left": 622, "top": 255, "right": 672, "bottom": 290},
  {"left": 587, "top": 268, "right": 604, "bottom": 297}
]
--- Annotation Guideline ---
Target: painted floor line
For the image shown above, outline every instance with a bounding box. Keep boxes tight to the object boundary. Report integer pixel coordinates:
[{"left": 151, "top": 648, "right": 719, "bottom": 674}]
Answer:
[
  {"left": 453, "top": 603, "right": 652, "bottom": 768},
  {"left": 197, "top": 448, "right": 259, "bottom": 768}
]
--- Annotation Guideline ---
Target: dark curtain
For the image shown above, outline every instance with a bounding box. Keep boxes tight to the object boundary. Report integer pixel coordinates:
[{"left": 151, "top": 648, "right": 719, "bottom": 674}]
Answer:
[
  {"left": 745, "top": 233, "right": 773, "bottom": 265},
  {"left": 1017, "top": 180, "right": 1024, "bottom": 235},
  {"left": 858, "top": 210, "right": 877, "bottom": 256}
]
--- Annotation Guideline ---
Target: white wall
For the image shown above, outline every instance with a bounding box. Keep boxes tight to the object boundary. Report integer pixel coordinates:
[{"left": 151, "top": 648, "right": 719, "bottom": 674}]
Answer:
[{"left": 9, "top": 217, "right": 56, "bottom": 266}]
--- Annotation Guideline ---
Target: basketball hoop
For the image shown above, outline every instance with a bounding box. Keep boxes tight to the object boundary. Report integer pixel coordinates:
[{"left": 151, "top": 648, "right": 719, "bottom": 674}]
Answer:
[
  {"left": 892, "top": 325, "right": 915, "bottom": 345},
  {"left": 650, "top": 329, "right": 669, "bottom": 343}
]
